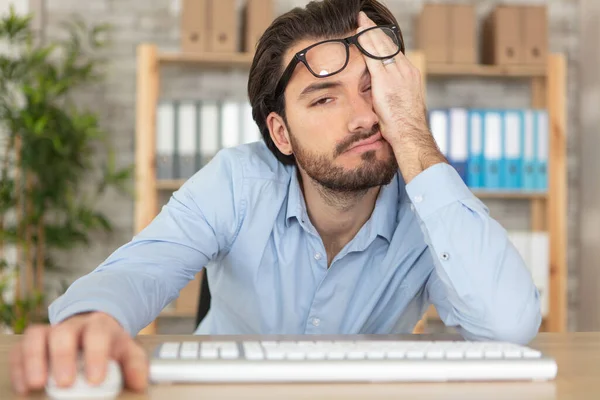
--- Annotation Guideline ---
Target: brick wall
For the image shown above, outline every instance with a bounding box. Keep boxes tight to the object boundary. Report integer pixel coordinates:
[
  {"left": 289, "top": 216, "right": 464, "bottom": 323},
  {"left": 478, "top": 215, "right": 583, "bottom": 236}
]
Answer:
[{"left": 33, "top": 0, "right": 581, "bottom": 332}]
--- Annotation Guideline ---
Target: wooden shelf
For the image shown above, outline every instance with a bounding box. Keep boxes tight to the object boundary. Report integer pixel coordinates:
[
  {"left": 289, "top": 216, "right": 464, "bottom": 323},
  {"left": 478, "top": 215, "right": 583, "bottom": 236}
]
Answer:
[
  {"left": 158, "top": 51, "right": 254, "bottom": 67},
  {"left": 158, "top": 50, "right": 547, "bottom": 79},
  {"left": 156, "top": 179, "right": 186, "bottom": 190},
  {"left": 472, "top": 191, "right": 548, "bottom": 200},
  {"left": 427, "top": 63, "right": 546, "bottom": 78}
]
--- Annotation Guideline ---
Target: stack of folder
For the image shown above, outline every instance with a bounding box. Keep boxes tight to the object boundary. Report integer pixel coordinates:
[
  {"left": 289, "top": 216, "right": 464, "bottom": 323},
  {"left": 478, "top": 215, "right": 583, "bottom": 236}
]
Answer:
[
  {"left": 155, "top": 100, "right": 261, "bottom": 180},
  {"left": 428, "top": 108, "right": 549, "bottom": 192}
]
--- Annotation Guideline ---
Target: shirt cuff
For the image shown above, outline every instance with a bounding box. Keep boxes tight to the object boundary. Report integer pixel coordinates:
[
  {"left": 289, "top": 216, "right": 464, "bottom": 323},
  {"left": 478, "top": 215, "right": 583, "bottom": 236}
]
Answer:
[
  {"left": 48, "top": 299, "right": 134, "bottom": 336},
  {"left": 405, "top": 163, "right": 476, "bottom": 219}
]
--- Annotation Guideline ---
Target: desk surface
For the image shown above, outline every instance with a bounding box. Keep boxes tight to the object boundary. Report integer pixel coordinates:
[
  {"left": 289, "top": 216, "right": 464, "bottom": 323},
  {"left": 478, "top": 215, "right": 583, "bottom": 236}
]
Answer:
[{"left": 0, "top": 333, "right": 598, "bottom": 399}]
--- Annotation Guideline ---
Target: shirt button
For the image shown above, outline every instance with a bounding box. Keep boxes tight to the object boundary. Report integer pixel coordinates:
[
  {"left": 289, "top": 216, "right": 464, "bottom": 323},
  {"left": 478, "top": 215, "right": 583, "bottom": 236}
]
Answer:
[
  {"left": 414, "top": 195, "right": 423, "bottom": 203},
  {"left": 441, "top": 252, "right": 450, "bottom": 261},
  {"left": 314, "top": 252, "right": 322, "bottom": 261},
  {"left": 312, "top": 318, "right": 320, "bottom": 327}
]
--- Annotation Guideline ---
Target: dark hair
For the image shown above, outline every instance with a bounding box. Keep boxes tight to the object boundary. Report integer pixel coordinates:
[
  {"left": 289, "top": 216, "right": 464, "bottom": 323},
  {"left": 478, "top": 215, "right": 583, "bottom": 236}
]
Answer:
[{"left": 247, "top": 0, "right": 404, "bottom": 166}]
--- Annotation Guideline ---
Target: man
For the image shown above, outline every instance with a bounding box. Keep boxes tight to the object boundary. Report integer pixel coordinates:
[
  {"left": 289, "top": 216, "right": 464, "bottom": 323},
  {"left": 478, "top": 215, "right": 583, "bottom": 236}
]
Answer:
[{"left": 9, "top": 0, "right": 541, "bottom": 395}]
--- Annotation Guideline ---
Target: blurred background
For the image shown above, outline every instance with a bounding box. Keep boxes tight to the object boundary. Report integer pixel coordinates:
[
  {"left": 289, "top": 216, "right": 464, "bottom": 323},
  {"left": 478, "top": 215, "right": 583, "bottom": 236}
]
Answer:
[{"left": 0, "top": 0, "right": 597, "bottom": 336}]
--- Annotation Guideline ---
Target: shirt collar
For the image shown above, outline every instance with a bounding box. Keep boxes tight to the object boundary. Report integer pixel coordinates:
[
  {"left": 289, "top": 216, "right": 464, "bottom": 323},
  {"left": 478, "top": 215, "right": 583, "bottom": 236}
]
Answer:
[
  {"left": 285, "top": 167, "right": 308, "bottom": 227},
  {"left": 285, "top": 167, "right": 400, "bottom": 243}
]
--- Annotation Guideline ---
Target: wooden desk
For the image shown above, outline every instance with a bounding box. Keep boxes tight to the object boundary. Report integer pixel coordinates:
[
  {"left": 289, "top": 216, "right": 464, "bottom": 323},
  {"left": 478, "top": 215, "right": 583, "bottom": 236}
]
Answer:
[{"left": 1, "top": 333, "right": 598, "bottom": 399}]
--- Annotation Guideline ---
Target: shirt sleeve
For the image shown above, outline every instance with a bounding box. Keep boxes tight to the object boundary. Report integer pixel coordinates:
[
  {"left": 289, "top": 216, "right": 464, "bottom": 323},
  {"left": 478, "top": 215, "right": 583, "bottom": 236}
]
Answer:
[
  {"left": 48, "top": 149, "right": 245, "bottom": 336},
  {"left": 405, "top": 162, "right": 542, "bottom": 344}
]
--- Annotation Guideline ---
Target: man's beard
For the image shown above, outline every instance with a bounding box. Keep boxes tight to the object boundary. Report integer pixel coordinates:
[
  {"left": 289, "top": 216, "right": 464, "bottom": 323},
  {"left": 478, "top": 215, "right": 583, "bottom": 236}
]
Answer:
[{"left": 289, "top": 124, "right": 398, "bottom": 193}]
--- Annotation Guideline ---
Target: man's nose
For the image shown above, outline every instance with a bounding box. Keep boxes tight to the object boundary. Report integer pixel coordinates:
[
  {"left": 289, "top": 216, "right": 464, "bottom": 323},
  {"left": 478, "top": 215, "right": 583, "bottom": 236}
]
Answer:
[{"left": 347, "top": 95, "right": 379, "bottom": 134}]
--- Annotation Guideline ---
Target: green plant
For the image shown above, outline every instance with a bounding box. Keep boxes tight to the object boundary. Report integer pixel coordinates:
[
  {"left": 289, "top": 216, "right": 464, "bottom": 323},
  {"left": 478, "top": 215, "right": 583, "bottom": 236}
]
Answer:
[{"left": 0, "top": 7, "right": 132, "bottom": 333}]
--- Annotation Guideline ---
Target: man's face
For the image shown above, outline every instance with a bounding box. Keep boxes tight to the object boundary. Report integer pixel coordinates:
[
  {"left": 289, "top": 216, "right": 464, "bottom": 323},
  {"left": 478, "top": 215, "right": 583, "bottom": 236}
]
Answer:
[{"left": 276, "top": 37, "right": 398, "bottom": 193}]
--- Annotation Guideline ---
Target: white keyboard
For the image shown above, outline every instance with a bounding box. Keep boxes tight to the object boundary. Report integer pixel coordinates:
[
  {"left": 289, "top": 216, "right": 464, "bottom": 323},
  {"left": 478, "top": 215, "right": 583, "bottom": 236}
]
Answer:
[{"left": 150, "top": 339, "right": 557, "bottom": 383}]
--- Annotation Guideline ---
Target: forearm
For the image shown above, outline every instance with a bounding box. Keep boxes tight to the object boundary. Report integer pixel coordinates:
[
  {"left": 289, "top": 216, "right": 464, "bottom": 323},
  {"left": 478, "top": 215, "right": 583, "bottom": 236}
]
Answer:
[
  {"left": 390, "top": 129, "right": 448, "bottom": 184},
  {"left": 48, "top": 266, "right": 181, "bottom": 336},
  {"left": 408, "top": 164, "right": 541, "bottom": 343}
]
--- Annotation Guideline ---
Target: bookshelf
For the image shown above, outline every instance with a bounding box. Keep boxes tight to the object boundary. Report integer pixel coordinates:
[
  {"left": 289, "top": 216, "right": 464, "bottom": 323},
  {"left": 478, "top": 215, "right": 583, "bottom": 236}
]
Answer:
[{"left": 134, "top": 43, "right": 567, "bottom": 335}]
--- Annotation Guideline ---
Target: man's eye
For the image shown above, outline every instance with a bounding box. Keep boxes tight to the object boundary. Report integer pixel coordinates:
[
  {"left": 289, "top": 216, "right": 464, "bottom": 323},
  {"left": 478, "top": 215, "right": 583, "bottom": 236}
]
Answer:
[
  {"left": 363, "top": 86, "right": 372, "bottom": 92},
  {"left": 312, "top": 97, "right": 333, "bottom": 106}
]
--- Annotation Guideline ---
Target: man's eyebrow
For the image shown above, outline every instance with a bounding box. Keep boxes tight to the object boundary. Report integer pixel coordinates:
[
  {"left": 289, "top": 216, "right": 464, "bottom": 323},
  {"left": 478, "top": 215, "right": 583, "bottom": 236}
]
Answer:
[
  {"left": 297, "top": 67, "right": 371, "bottom": 100},
  {"left": 298, "top": 81, "right": 342, "bottom": 100}
]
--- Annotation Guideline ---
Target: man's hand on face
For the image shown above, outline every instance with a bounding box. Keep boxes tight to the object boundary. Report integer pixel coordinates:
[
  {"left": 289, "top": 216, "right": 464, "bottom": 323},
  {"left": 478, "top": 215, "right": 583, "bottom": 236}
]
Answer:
[{"left": 357, "top": 11, "right": 447, "bottom": 183}]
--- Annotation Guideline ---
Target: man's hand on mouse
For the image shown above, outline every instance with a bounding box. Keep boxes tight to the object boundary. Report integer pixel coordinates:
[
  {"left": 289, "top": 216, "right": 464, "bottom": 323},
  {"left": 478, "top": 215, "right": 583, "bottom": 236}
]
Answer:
[
  {"left": 357, "top": 11, "right": 447, "bottom": 183},
  {"left": 9, "top": 311, "right": 148, "bottom": 395}
]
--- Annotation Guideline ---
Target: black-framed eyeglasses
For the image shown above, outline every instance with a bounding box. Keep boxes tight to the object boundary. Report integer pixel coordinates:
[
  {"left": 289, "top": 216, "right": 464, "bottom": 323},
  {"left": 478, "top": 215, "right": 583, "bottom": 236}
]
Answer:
[{"left": 273, "top": 25, "right": 403, "bottom": 100}]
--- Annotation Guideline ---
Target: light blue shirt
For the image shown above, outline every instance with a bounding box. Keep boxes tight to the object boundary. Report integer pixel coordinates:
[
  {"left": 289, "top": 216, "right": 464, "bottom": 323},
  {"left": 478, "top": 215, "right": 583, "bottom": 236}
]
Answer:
[{"left": 49, "top": 142, "right": 541, "bottom": 344}]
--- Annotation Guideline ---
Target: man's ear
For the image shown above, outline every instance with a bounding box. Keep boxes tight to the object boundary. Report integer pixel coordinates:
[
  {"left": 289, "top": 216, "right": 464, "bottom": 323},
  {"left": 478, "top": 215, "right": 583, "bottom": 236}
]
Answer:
[{"left": 266, "top": 112, "right": 293, "bottom": 156}]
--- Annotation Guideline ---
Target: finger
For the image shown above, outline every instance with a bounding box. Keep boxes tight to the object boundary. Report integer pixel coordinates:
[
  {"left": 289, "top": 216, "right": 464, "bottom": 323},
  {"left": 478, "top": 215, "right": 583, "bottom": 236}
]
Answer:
[
  {"left": 357, "top": 12, "right": 399, "bottom": 65},
  {"left": 9, "top": 343, "right": 27, "bottom": 395},
  {"left": 356, "top": 25, "right": 386, "bottom": 75},
  {"left": 49, "top": 318, "right": 84, "bottom": 387},
  {"left": 114, "top": 334, "right": 148, "bottom": 392},
  {"left": 82, "top": 316, "right": 114, "bottom": 385},
  {"left": 22, "top": 325, "right": 49, "bottom": 390}
]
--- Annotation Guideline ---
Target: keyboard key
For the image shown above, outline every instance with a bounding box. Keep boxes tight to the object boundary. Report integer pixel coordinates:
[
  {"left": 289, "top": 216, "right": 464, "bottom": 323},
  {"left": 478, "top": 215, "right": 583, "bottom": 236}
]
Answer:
[
  {"left": 523, "top": 349, "right": 542, "bottom": 358},
  {"left": 306, "top": 351, "right": 326, "bottom": 360},
  {"left": 180, "top": 342, "right": 199, "bottom": 359},
  {"left": 366, "top": 351, "right": 386, "bottom": 360},
  {"left": 221, "top": 347, "right": 240, "bottom": 359},
  {"left": 286, "top": 352, "right": 305, "bottom": 360},
  {"left": 386, "top": 350, "right": 406, "bottom": 359},
  {"left": 503, "top": 350, "right": 523, "bottom": 359},
  {"left": 159, "top": 342, "right": 180, "bottom": 359},
  {"left": 445, "top": 350, "right": 464, "bottom": 359},
  {"left": 200, "top": 346, "right": 219, "bottom": 360},
  {"left": 265, "top": 350, "right": 285, "bottom": 360}
]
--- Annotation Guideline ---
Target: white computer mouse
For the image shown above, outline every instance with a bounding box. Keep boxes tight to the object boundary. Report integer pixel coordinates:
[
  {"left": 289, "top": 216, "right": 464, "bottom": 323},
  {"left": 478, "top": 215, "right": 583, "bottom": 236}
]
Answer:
[{"left": 45, "top": 354, "right": 123, "bottom": 399}]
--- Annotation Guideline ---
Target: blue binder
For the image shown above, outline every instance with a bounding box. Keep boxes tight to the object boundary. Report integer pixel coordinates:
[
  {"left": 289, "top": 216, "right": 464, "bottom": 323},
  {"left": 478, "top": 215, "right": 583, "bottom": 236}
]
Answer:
[
  {"left": 502, "top": 110, "right": 523, "bottom": 190},
  {"left": 429, "top": 109, "right": 449, "bottom": 159},
  {"left": 522, "top": 109, "right": 537, "bottom": 190},
  {"left": 535, "top": 110, "right": 549, "bottom": 191},
  {"left": 467, "top": 109, "right": 484, "bottom": 189},
  {"left": 483, "top": 110, "right": 502, "bottom": 190},
  {"left": 448, "top": 108, "right": 469, "bottom": 184}
]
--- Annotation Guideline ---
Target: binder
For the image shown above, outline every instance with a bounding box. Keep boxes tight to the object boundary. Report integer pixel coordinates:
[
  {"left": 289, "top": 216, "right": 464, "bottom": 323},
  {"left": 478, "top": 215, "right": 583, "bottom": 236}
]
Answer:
[
  {"left": 207, "top": 0, "right": 237, "bottom": 52},
  {"left": 523, "top": 6, "right": 548, "bottom": 65},
  {"left": 242, "top": 0, "right": 274, "bottom": 53},
  {"left": 535, "top": 110, "right": 549, "bottom": 191},
  {"left": 176, "top": 101, "right": 198, "bottom": 179},
  {"left": 467, "top": 110, "right": 484, "bottom": 189},
  {"left": 522, "top": 109, "right": 537, "bottom": 190},
  {"left": 531, "top": 232, "right": 549, "bottom": 317},
  {"left": 448, "top": 108, "right": 468, "bottom": 184},
  {"left": 181, "top": 0, "right": 208, "bottom": 53},
  {"left": 242, "top": 101, "right": 261, "bottom": 144},
  {"left": 503, "top": 110, "right": 523, "bottom": 190},
  {"left": 221, "top": 101, "right": 241, "bottom": 148},
  {"left": 507, "top": 230, "right": 532, "bottom": 273},
  {"left": 483, "top": 110, "right": 502, "bottom": 190},
  {"left": 156, "top": 101, "right": 175, "bottom": 180},
  {"left": 200, "top": 101, "right": 220, "bottom": 167},
  {"left": 428, "top": 109, "right": 449, "bottom": 158}
]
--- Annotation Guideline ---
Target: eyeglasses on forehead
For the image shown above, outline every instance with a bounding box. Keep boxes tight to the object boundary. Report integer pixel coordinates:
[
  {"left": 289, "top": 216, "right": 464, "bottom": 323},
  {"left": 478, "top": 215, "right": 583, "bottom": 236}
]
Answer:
[{"left": 273, "top": 25, "right": 403, "bottom": 100}]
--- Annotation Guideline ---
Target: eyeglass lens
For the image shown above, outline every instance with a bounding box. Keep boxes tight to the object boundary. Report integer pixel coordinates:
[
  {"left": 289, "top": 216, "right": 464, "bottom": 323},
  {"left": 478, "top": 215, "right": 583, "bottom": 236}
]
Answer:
[{"left": 305, "top": 27, "right": 400, "bottom": 77}]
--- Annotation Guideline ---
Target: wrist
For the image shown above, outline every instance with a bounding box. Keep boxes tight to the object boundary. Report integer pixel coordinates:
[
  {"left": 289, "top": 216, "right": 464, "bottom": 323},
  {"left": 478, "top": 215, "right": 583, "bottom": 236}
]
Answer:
[{"left": 391, "top": 131, "right": 447, "bottom": 183}]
